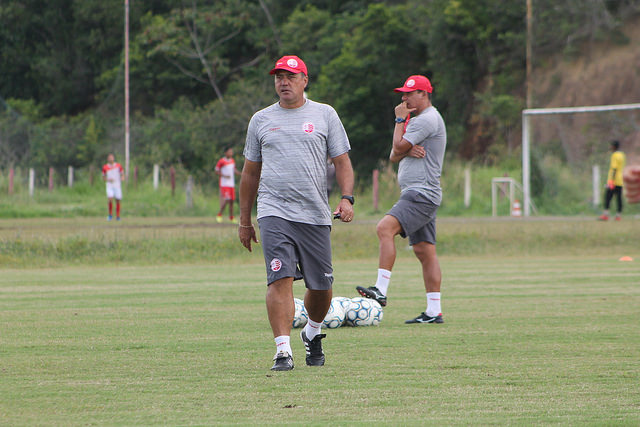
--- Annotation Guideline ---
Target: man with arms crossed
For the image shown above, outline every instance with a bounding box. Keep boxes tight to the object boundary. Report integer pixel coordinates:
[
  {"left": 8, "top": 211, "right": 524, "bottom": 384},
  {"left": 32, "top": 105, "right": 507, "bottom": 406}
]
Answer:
[
  {"left": 239, "top": 55, "right": 355, "bottom": 371},
  {"left": 357, "top": 75, "right": 447, "bottom": 324},
  {"left": 102, "top": 153, "right": 125, "bottom": 221}
]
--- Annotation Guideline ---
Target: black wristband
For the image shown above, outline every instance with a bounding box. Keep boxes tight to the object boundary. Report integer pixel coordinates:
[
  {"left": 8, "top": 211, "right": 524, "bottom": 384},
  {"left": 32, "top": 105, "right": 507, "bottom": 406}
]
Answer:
[{"left": 341, "top": 195, "right": 355, "bottom": 205}]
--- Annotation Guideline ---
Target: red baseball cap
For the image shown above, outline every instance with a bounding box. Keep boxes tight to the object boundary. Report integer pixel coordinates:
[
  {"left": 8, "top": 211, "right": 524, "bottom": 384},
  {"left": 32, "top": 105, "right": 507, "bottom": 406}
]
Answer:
[
  {"left": 269, "top": 55, "right": 308, "bottom": 76},
  {"left": 394, "top": 75, "right": 433, "bottom": 93}
]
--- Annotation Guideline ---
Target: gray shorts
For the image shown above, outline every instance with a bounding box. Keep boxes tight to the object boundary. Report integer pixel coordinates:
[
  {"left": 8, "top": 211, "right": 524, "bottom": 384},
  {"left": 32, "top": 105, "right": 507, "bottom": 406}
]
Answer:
[
  {"left": 387, "top": 190, "right": 438, "bottom": 246},
  {"left": 257, "top": 216, "right": 334, "bottom": 290}
]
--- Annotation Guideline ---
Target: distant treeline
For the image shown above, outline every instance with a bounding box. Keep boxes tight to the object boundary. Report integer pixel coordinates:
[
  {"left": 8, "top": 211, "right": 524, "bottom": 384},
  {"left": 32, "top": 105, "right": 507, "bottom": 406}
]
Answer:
[{"left": 1, "top": 0, "right": 638, "bottom": 178}]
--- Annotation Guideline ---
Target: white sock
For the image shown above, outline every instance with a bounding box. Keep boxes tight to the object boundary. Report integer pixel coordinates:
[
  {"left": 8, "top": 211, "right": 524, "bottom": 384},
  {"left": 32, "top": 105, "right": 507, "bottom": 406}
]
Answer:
[
  {"left": 304, "top": 318, "right": 323, "bottom": 341},
  {"left": 426, "top": 292, "right": 441, "bottom": 317},
  {"left": 374, "top": 269, "right": 392, "bottom": 295},
  {"left": 274, "top": 335, "right": 291, "bottom": 356}
]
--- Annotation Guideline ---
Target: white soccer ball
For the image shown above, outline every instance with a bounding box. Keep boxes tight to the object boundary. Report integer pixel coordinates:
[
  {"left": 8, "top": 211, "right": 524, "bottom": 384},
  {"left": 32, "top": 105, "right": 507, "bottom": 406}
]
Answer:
[
  {"left": 292, "top": 298, "right": 308, "bottom": 328},
  {"left": 332, "top": 296, "right": 352, "bottom": 312},
  {"left": 345, "top": 297, "right": 384, "bottom": 326},
  {"left": 322, "top": 298, "right": 347, "bottom": 329}
]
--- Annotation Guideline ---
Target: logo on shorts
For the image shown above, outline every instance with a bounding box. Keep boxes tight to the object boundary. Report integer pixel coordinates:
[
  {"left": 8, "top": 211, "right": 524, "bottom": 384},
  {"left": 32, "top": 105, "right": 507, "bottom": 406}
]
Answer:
[
  {"left": 287, "top": 58, "right": 299, "bottom": 68},
  {"left": 302, "top": 122, "right": 314, "bottom": 133},
  {"left": 406, "top": 79, "right": 416, "bottom": 88},
  {"left": 270, "top": 258, "right": 282, "bottom": 272}
]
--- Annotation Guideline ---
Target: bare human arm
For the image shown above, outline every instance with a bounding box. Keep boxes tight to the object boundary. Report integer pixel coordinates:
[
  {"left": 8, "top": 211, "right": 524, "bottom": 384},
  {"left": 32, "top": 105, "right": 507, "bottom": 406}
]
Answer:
[
  {"left": 238, "top": 159, "right": 262, "bottom": 251},
  {"left": 331, "top": 152, "right": 355, "bottom": 222},
  {"left": 389, "top": 102, "right": 425, "bottom": 163}
]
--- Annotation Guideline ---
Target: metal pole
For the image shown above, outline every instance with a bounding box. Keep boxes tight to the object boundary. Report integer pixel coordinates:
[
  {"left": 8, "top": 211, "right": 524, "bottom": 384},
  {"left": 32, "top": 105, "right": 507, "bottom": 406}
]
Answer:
[
  {"left": 124, "top": 0, "right": 130, "bottom": 181},
  {"left": 464, "top": 166, "right": 471, "bottom": 208},
  {"left": 526, "top": 0, "right": 533, "bottom": 109},
  {"left": 592, "top": 165, "right": 601, "bottom": 208},
  {"left": 522, "top": 114, "right": 531, "bottom": 217}
]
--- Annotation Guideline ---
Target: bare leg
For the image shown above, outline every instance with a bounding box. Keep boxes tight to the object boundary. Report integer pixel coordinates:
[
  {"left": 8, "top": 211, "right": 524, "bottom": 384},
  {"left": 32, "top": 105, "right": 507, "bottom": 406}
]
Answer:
[
  {"left": 412, "top": 241, "right": 441, "bottom": 292},
  {"left": 304, "top": 288, "right": 332, "bottom": 323},
  {"left": 228, "top": 199, "right": 234, "bottom": 218},
  {"left": 377, "top": 215, "right": 403, "bottom": 271},
  {"left": 217, "top": 199, "right": 230, "bottom": 216},
  {"left": 266, "top": 277, "right": 294, "bottom": 337}
]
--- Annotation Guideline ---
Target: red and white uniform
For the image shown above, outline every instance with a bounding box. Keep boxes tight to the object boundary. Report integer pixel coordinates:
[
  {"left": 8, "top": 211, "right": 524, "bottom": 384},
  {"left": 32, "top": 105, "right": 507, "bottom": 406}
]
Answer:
[
  {"left": 216, "top": 157, "right": 236, "bottom": 200},
  {"left": 102, "top": 162, "right": 124, "bottom": 200}
]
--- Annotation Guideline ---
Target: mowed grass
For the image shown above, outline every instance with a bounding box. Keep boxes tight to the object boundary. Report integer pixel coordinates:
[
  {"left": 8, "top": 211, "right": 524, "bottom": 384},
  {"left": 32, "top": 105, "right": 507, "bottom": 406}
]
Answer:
[{"left": 1, "top": 253, "right": 639, "bottom": 425}]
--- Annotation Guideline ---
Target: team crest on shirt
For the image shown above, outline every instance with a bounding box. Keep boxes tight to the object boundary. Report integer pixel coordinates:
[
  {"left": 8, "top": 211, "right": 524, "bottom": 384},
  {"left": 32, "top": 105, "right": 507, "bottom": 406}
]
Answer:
[
  {"left": 270, "top": 258, "right": 282, "bottom": 272},
  {"left": 406, "top": 79, "right": 416, "bottom": 88},
  {"left": 302, "top": 122, "right": 314, "bottom": 133}
]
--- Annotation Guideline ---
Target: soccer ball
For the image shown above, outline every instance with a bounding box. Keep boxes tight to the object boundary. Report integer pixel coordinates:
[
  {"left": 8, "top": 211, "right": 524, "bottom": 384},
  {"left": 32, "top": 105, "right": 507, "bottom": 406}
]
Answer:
[
  {"left": 345, "top": 297, "right": 384, "bottom": 326},
  {"left": 322, "top": 298, "right": 347, "bottom": 329},
  {"left": 292, "top": 298, "right": 308, "bottom": 328},
  {"left": 332, "top": 296, "right": 352, "bottom": 312}
]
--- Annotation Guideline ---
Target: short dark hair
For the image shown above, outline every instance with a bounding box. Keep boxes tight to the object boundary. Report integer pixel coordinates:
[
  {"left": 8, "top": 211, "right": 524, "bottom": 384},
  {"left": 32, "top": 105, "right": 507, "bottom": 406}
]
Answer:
[{"left": 611, "top": 140, "right": 620, "bottom": 150}]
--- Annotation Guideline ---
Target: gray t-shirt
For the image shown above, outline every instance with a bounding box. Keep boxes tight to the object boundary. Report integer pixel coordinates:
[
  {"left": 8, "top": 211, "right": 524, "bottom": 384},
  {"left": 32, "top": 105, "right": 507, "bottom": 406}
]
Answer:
[
  {"left": 398, "top": 106, "right": 447, "bottom": 205},
  {"left": 244, "top": 99, "right": 351, "bottom": 225}
]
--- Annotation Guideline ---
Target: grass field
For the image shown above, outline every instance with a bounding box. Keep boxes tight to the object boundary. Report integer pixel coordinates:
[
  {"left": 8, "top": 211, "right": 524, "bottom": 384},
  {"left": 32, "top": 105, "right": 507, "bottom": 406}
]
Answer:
[{"left": 1, "top": 217, "right": 639, "bottom": 425}]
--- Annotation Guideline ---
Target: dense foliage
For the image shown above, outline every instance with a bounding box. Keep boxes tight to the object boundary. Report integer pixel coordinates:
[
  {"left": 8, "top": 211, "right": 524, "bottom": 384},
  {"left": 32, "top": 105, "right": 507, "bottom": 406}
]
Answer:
[{"left": 1, "top": 0, "right": 638, "bottom": 179}]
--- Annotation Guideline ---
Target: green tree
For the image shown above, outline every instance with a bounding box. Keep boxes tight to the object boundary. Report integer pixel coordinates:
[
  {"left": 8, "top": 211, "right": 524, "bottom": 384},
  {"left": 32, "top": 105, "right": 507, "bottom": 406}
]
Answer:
[{"left": 311, "top": 3, "right": 427, "bottom": 176}]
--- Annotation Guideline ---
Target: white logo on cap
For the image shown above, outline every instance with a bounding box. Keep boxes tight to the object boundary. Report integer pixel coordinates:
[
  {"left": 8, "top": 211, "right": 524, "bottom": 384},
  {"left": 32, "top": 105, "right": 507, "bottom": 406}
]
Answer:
[
  {"left": 406, "top": 79, "right": 416, "bottom": 88},
  {"left": 287, "top": 58, "right": 298, "bottom": 68}
]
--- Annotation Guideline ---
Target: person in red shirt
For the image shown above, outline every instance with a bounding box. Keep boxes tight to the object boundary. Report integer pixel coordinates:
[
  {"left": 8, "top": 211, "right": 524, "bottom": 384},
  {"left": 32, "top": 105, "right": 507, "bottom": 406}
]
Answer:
[
  {"left": 102, "top": 153, "right": 125, "bottom": 221},
  {"left": 215, "top": 147, "right": 241, "bottom": 223}
]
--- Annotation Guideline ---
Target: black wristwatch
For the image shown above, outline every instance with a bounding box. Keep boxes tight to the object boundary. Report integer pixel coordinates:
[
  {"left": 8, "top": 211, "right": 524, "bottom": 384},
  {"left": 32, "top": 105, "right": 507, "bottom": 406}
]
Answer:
[
  {"left": 395, "top": 117, "right": 406, "bottom": 123},
  {"left": 341, "top": 195, "right": 355, "bottom": 205}
]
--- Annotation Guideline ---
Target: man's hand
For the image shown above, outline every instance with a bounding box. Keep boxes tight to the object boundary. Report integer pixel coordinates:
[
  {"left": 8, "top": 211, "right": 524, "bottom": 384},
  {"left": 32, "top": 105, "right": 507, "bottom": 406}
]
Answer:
[
  {"left": 238, "top": 224, "right": 259, "bottom": 252},
  {"left": 333, "top": 199, "right": 354, "bottom": 223},
  {"left": 394, "top": 101, "right": 415, "bottom": 120},
  {"left": 607, "top": 179, "right": 615, "bottom": 190},
  {"left": 623, "top": 165, "right": 640, "bottom": 203},
  {"left": 408, "top": 145, "right": 425, "bottom": 158}
]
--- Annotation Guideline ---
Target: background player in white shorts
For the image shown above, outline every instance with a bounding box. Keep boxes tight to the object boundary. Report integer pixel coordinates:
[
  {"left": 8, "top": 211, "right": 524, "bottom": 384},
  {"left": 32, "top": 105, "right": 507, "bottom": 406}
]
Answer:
[
  {"left": 102, "top": 153, "right": 125, "bottom": 221},
  {"left": 239, "top": 55, "right": 355, "bottom": 371}
]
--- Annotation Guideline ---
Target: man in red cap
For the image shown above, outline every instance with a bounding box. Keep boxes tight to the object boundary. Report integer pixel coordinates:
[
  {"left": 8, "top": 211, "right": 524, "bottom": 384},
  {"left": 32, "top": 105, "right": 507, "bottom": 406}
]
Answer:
[
  {"left": 357, "top": 75, "right": 448, "bottom": 325},
  {"left": 239, "top": 55, "right": 355, "bottom": 371}
]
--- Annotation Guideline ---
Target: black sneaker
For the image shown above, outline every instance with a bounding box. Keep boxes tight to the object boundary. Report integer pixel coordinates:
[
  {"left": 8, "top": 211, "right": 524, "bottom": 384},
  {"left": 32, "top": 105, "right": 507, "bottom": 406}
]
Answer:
[
  {"left": 300, "top": 331, "right": 326, "bottom": 366},
  {"left": 356, "top": 286, "right": 387, "bottom": 307},
  {"left": 405, "top": 312, "right": 444, "bottom": 324},
  {"left": 271, "top": 352, "right": 294, "bottom": 371}
]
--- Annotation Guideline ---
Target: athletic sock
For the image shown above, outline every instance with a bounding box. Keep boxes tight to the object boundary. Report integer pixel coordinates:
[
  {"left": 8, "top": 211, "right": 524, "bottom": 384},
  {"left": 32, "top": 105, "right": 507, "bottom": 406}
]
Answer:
[
  {"left": 374, "top": 269, "right": 392, "bottom": 295},
  {"left": 304, "top": 318, "right": 322, "bottom": 341},
  {"left": 274, "top": 335, "right": 292, "bottom": 356},
  {"left": 116, "top": 201, "right": 121, "bottom": 217},
  {"left": 108, "top": 200, "right": 113, "bottom": 216},
  {"left": 426, "top": 292, "right": 441, "bottom": 317}
]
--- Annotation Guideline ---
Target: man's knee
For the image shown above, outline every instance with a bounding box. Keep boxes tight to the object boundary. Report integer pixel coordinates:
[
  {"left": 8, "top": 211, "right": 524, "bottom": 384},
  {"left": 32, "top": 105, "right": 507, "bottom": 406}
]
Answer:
[
  {"left": 376, "top": 216, "right": 400, "bottom": 240},
  {"left": 413, "top": 242, "right": 435, "bottom": 261}
]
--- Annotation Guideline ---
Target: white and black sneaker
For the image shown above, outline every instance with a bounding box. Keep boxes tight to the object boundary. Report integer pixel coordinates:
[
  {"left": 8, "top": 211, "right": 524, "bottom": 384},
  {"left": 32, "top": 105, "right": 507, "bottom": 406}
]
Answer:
[
  {"left": 271, "top": 352, "right": 294, "bottom": 371},
  {"left": 405, "top": 312, "right": 444, "bottom": 324},
  {"left": 300, "top": 330, "right": 326, "bottom": 366},
  {"left": 356, "top": 286, "right": 387, "bottom": 307}
]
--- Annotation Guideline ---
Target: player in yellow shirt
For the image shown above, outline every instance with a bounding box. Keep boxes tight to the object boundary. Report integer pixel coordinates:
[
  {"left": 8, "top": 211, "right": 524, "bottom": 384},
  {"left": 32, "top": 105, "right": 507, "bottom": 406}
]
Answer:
[{"left": 599, "top": 140, "right": 626, "bottom": 221}]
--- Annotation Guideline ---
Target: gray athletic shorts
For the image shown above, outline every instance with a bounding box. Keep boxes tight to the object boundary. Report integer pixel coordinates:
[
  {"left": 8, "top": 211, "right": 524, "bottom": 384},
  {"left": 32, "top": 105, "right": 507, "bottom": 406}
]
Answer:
[
  {"left": 257, "top": 216, "right": 334, "bottom": 290},
  {"left": 387, "top": 190, "right": 438, "bottom": 246}
]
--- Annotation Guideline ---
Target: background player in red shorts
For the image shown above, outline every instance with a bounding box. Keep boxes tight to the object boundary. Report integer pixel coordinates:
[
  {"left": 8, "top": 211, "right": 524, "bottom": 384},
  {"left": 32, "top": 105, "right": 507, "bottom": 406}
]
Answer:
[{"left": 215, "top": 147, "right": 241, "bottom": 223}]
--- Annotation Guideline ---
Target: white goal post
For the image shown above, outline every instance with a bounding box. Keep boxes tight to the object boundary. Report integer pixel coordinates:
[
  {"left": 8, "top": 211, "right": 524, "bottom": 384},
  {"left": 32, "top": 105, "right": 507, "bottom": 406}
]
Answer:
[{"left": 521, "top": 103, "right": 640, "bottom": 216}]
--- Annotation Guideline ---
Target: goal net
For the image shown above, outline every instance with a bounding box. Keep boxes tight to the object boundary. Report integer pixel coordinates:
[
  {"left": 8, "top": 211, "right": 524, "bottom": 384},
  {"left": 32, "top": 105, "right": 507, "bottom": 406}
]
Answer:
[{"left": 521, "top": 103, "right": 640, "bottom": 216}]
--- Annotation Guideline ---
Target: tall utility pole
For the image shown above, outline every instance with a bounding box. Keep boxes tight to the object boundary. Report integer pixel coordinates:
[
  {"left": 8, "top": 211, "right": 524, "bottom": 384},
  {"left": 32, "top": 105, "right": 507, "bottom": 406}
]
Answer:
[
  {"left": 124, "top": 0, "right": 130, "bottom": 181},
  {"left": 526, "top": 0, "right": 533, "bottom": 109}
]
